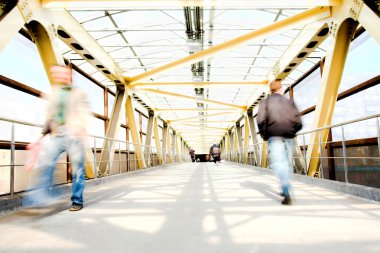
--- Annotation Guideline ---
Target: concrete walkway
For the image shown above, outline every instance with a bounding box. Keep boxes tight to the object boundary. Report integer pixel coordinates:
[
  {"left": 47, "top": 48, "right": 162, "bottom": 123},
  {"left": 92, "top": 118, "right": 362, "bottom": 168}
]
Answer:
[{"left": 1, "top": 162, "right": 380, "bottom": 253}]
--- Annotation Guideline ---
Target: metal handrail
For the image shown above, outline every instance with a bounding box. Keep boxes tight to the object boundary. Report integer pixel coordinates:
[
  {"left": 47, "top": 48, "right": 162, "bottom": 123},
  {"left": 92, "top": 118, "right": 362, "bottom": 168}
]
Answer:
[
  {"left": 0, "top": 116, "right": 152, "bottom": 148},
  {"left": 0, "top": 116, "right": 190, "bottom": 196},
  {"left": 222, "top": 113, "right": 380, "bottom": 187},
  {"left": 297, "top": 113, "right": 380, "bottom": 135},
  {"left": 0, "top": 116, "right": 43, "bottom": 128},
  {"left": 0, "top": 115, "right": 190, "bottom": 161}
]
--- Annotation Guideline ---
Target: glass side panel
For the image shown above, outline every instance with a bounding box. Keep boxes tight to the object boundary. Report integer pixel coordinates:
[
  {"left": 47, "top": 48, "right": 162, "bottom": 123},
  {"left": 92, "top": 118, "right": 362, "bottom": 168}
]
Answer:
[{"left": 0, "top": 34, "right": 50, "bottom": 93}]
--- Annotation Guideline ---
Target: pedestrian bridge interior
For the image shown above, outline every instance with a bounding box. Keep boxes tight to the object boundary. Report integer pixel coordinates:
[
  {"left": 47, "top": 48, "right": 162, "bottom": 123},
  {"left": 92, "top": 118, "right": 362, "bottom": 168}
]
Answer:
[{"left": 0, "top": 0, "right": 380, "bottom": 252}]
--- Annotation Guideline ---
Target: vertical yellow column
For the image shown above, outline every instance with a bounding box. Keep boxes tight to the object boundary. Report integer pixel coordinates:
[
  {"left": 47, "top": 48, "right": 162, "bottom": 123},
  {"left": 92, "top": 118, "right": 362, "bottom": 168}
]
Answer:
[
  {"left": 229, "top": 131, "right": 234, "bottom": 161},
  {"left": 98, "top": 89, "right": 126, "bottom": 176},
  {"left": 162, "top": 123, "right": 168, "bottom": 163},
  {"left": 175, "top": 133, "right": 180, "bottom": 162},
  {"left": 233, "top": 128, "right": 239, "bottom": 162},
  {"left": 166, "top": 129, "right": 173, "bottom": 163},
  {"left": 153, "top": 117, "right": 163, "bottom": 164},
  {"left": 25, "top": 21, "right": 65, "bottom": 83},
  {"left": 243, "top": 116, "right": 250, "bottom": 164},
  {"left": 125, "top": 95, "right": 146, "bottom": 169},
  {"left": 248, "top": 111, "right": 261, "bottom": 166},
  {"left": 0, "top": 3, "right": 24, "bottom": 53},
  {"left": 306, "top": 19, "right": 357, "bottom": 176},
  {"left": 144, "top": 110, "right": 154, "bottom": 166}
]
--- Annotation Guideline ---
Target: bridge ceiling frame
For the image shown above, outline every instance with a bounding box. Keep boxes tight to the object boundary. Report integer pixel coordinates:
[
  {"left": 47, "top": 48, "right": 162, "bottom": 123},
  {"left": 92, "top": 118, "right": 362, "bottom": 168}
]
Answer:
[{"left": 1, "top": 0, "right": 379, "bottom": 155}]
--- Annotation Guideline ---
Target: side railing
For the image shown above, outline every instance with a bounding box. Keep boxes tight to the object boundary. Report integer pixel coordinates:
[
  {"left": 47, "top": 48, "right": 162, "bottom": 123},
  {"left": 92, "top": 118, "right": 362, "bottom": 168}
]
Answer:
[
  {"left": 224, "top": 113, "right": 380, "bottom": 188},
  {"left": 0, "top": 117, "right": 189, "bottom": 197}
]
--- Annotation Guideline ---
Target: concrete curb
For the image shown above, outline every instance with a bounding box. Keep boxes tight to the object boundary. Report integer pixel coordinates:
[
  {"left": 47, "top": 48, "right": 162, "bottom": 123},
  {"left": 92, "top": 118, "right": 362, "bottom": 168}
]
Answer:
[
  {"left": 232, "top": 162, "right": 380, "bottom": 203},
  {"left": 0, "top": 163, "right": 180, "bottom": 216}
]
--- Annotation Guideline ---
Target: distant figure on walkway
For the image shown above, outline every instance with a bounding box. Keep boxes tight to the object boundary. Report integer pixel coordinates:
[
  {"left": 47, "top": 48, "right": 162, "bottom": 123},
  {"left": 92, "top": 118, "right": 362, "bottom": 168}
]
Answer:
[
  {"left": 257, "top": 80, "right": 302, "bottom": 205},
  {"left": 189, "top": 148, "right": 195, "bottom": 162},
  {"left": 26, "top": 64, "right": 90, "bottom": 211},
  {"left": 210, "top": 144, "right": 221, "bottom": 164}
]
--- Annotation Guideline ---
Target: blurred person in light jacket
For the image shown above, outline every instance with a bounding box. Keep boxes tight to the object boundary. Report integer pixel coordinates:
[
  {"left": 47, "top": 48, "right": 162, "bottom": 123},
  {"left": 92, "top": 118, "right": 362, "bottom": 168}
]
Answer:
[{"left": 26, "top": 64, "right": 90, "bottom": 211}]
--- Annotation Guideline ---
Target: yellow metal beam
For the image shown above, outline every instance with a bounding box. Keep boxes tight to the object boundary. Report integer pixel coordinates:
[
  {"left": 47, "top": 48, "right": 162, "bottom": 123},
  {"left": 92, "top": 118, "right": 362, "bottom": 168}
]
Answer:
[
  {"left": 130, "top": 81, "right": 268, "bottom": 89},
  {"left": 306, "top": 19, "right": 357, "bottom": 176},
  {"left": 267, "top": 23, "right": 329, "bottom": 81},
  {"left": 46, "top": 9, "right": 125, "bottom": 87},
  {"left": 236, "top": 123, "right": 243, "bottom": 152},
  {"left": 144, "top": 111, "right": 154, "bottom": 166},
  {"left": 175, "top": 133, "right": 180, "bottom": 162},
  {"left": 357, "top": 2, "right": 380, "bottom": 44},
  {"left": 98, "top": 89, "right": 126, "bottom": 176},
  {"left": 126, "top": 95, "right": 146, "bottom": 169},
  {"left": 166, "top": 129, "right": 173, "bottom": 163},
  {"left": 0, "top": 4, "right": 24, "bottom": 53},
  {"left": 243, "top": 116, "right": 250, "bottom": 164},
  {"left": 25, "top": 21, "right": 65, "bottom": 84},
  {"left": 139, "top": 89, "right": 246, "bottom": 110},
  {"left": 247, "top": 112, "right": 261, "bottom": 166},
  {"left": 0, "top": 0, "right": 18, "bottom": 19},
  {"left": 179, "top": 135, "right": 184, "bottom": 161},
  {"left": 162, "top": 123, "right": 168, "bottom": 163},
  {"left": 233, "top": 128, "right": 239, "bottom": 162},
  {"left": 41, "top": 0, "right": 341, "bottom": 9},
  {"left": 153, "top": 116, "right": 163, "bottom": 164},
  {"left": 168, "top": 112, "right": 240, "bottom": 123},
  {"left": 228, "top": 131, "right": 234, "bottom": 162},
  {"left": 127, "top": 7, "right": 330, "bottom": 83}
]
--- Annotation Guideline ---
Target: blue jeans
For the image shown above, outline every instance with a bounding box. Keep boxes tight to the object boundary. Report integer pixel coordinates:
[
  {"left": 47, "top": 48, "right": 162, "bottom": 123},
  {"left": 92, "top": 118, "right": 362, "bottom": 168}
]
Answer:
[
  {"left": 32, "top": 132, "right": 86, "bottom": 205},
  {"left": 267, "top": 137, "right": 294, "bottom": 198}
]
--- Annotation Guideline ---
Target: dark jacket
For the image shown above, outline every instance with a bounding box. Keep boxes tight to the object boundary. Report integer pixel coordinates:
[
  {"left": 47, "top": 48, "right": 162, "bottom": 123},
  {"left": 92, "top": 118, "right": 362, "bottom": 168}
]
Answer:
[{"left": 257, "top": 93, "right": 302, "bottom": 141}]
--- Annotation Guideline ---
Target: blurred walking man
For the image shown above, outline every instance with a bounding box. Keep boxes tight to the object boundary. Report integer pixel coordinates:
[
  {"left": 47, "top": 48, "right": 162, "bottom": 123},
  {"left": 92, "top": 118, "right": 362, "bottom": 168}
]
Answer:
[
  {"left": 257, "top": 80, "right": 302, "bottom": 205},
  {"left": 28, "top": 64, "right": 90, "bottom": 211}
]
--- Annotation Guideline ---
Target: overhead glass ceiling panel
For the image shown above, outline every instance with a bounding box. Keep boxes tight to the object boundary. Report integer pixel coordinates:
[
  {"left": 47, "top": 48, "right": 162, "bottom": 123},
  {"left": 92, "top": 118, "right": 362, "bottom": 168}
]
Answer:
[
  {"left": 121, "top": 31, "right": 178, "bottom": 44},
  {"left": 69, "top": 11, "right": 107, "bottom": 24},
  {"left": 214, "top": 10, "right": 278, "bottom": 28},
  {"left": 260, "top": 46, "right": 285, "bottom": 57},
  {"left": 91, "top": 71, "right": 108, "bottom": 83},
  {"left": 77, "top": 61, "right": 97, "bottom": 73},
  {"left": 108, "top": 47, "right": 135, "bottom": 58},
  {"left": 248, "top": 68, "right": 270, "bottom": 76},
  {"left": 124, "top": 69, "right": 146, "bottom": 76},
  {"left": 112, "top": 11, "right": 184, "bottom": 29},
  {"left": 81, "top": 16, "right": 114, "bottom": 30},
  {"left": 131, "top": 46, "right": 185, "bottom": 56},
  {"left": 64, "top": 5, "right": 333, "bottom": 148},
  {"left": 265, "top": 33, "right": 297, "bottom": 44},
  {"left": 96, "top": 33, "right": 129, "bottom": 45},
  {"left": 88, "top": 31, "right": 116, "bottom": 40}
]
